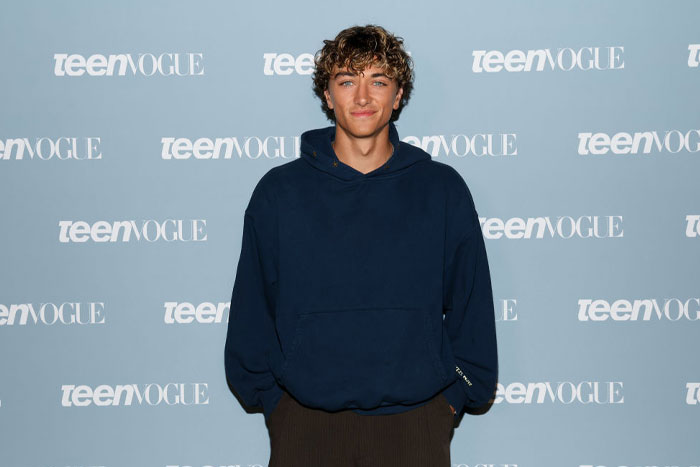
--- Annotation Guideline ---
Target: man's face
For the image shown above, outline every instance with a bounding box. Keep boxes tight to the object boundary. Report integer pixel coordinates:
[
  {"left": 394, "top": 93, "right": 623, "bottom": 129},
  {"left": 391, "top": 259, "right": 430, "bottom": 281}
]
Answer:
[{"left": 323, "top": 63, "right": 404, "bottom": 139}]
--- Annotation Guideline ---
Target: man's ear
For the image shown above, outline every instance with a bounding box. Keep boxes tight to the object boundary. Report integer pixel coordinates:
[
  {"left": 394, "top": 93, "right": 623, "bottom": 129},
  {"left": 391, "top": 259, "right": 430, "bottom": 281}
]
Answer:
[
  {"left": 393, "top": 87, "right": 404, "bottom": 110},
  {"left": 324, "top": 88, "right": 334, "bottom": 110}
]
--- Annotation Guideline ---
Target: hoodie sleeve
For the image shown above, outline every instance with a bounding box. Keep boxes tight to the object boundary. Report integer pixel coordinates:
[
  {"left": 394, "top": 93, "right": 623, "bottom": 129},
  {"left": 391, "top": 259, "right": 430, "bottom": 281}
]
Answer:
[
  {"left": 224, "top": 177, "right": 283, "bottom": 422},
  {"left": 440, "top": 170, "right": 499, "bottom": 417}
]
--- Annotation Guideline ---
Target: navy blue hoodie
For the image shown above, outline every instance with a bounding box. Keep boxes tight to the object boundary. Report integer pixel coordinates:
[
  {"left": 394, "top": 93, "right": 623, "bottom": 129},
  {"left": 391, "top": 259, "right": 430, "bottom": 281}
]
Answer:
[{"left": 224, "top": 121, "right": 498, "bottom": 423}]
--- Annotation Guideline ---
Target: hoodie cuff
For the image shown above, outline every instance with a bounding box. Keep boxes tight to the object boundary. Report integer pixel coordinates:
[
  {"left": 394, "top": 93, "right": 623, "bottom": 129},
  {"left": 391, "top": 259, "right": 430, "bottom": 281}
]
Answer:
[
  {"left": 441, "top": 379, "right": 468, "bottom": 417},
  {"left": 260, "top": 384, "right": 284, "bottom": 423}
]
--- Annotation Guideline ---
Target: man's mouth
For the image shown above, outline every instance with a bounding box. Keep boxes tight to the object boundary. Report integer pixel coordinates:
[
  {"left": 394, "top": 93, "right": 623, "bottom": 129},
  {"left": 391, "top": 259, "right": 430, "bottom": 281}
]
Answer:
[{"left": 351, "top": 110, "right": 376, "bottom": 117}]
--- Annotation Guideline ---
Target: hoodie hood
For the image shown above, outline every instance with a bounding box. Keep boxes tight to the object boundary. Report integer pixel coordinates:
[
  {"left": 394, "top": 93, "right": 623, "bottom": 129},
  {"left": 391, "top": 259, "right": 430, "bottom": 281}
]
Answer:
[{"left": 299, "top": 121, "right": 430, "bottom": 181}]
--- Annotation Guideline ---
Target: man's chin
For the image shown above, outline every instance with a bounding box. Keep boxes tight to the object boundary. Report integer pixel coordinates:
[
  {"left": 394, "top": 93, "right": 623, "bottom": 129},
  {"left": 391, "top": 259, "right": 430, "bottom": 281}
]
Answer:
[{"left": 337, "top": 120, "right": 389, "bottom": 139}]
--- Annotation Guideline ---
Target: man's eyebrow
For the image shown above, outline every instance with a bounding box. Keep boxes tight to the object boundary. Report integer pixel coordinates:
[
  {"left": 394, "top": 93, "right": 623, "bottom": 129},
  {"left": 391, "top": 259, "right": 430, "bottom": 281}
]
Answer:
[
  {"left": 332, "top": 71, "right": 391, "bottom": 79},
  {"left": 333, "top": 71, "right": 356, "bottom": 79}
]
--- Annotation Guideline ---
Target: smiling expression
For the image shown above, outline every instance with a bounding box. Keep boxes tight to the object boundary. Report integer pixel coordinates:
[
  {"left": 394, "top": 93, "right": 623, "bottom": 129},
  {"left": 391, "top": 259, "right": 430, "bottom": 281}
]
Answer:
[{"left": 323, "top": 63, "right": 404, "bottom": 139}]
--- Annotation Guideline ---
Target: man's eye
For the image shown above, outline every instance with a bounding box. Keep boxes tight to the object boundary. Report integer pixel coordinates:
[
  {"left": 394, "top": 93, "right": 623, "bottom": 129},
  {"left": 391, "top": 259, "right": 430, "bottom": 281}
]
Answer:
[
  {"left": 373, "top": 81, "right": 388, "bottom": 86},
  {"left": 340, "top": 81, "right": 353, "bottom": 86}
]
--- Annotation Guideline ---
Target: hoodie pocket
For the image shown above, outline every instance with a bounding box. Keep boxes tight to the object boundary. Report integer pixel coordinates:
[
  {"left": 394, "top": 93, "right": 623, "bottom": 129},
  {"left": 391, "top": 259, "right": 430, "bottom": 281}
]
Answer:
[{"left": 278, "top": 306, "right": 447, "bottom": 410}]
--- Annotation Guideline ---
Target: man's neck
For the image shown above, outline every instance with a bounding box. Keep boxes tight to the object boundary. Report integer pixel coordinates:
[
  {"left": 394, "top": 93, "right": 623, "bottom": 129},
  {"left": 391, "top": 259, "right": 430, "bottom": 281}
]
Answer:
[{"left": 331, "top": 123, "right": 394, "bottom": 175}]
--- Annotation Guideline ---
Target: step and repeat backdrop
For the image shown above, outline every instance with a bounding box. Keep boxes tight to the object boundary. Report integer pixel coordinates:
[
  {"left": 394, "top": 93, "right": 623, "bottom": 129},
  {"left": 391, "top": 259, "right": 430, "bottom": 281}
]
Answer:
[{"left": 1, "top": 1, "right": 698, "bottom": 466}]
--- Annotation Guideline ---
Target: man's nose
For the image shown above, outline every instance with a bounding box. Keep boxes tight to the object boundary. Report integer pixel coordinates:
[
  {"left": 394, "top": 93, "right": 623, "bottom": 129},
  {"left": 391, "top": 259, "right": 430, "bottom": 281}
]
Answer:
[{"left": 354, "top": 83, "right": 369, "bottom": 105}]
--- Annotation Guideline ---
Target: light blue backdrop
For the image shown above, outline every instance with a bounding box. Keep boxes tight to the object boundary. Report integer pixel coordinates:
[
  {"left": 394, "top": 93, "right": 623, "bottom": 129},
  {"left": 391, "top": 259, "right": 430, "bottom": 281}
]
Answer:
[{"left": 1, "top": 1, "right": 698, "bottom": 466}]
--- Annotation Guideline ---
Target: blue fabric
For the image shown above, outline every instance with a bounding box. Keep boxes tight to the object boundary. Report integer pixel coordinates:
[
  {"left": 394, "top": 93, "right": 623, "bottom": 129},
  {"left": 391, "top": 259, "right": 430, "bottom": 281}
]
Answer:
[{"left": 224, "top": 121, "right": 498, "bottom": 422}]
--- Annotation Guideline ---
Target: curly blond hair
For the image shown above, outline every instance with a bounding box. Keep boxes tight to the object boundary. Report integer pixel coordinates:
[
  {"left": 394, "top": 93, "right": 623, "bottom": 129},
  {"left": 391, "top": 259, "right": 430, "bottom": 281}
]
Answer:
[{"left": 312, "top": 24, "right": 414, "bottom": 122}]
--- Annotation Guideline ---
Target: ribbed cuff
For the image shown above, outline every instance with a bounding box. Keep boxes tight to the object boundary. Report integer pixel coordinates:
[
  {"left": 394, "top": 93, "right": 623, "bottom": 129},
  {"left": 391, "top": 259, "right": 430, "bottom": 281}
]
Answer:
[{"left": 441, "top": 379, "right": 468, "bottom": 417}]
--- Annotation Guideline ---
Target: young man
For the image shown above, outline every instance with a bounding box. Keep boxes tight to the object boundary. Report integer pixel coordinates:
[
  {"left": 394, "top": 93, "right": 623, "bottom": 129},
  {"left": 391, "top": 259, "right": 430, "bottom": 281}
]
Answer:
[{"left": 224, "top": 24, "right": 498, "bottom": 466}]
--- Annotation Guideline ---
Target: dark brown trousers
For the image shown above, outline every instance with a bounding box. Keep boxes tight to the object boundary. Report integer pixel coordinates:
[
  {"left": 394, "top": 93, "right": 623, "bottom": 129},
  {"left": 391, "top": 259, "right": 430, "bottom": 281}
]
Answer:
[{"left": 268, "top": 390, "right": 454, "bottom": 467}]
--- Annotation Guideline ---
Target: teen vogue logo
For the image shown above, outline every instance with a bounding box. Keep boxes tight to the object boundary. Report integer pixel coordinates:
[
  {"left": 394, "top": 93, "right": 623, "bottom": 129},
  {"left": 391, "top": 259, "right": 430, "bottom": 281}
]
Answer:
[
  {"left": 577, "top": 298, "right": 700, "bottom": 321},
  {"left": 0, "top": 137, "right": 101, "bottom": 160},
  {"left": 402, "top": 133, "right": 517, "bottom": 157},
  {"left": 577, "top": 129, "right": 700, "bottom": 155},
  {"left": 0, "top": 302, "right": 105, "bottom": 326},
  {"left": 685, "top": 215, "right": 700, "bottom": 237},
  {"left": 687, "top": 383, "right": 700, "bottom": 405},
  {"left": 495, "top": 382, "right": 624, "bottom": 404},
  {"left": 61, "top": 383, "right": 209, "bottom": 407},
  {"left": 480, "top": 216, "right": 623, "bottom": 239},
  {"left": 263, "top": 52, "right": 315, "bottom": 75},
  {"left": 58, "top": 219, "right": 207, "bottom": 243},
  {"left": 689, "top": 44, "right": 700, "bottom": 67},
  {"left": 496, "top": 299, "right": 518, "bottom": 321},
  {"left": 53, "top": 53, "right": 204, "bottom": 76},
  {"left": 161, "top": 136, "right": 299, "bottom": 160},
  {"left": 164, "top": 301, "right": 230, "bottom": 324},
  {"left": 472, "top": 46, "right": 624, "bottom": 73}
]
